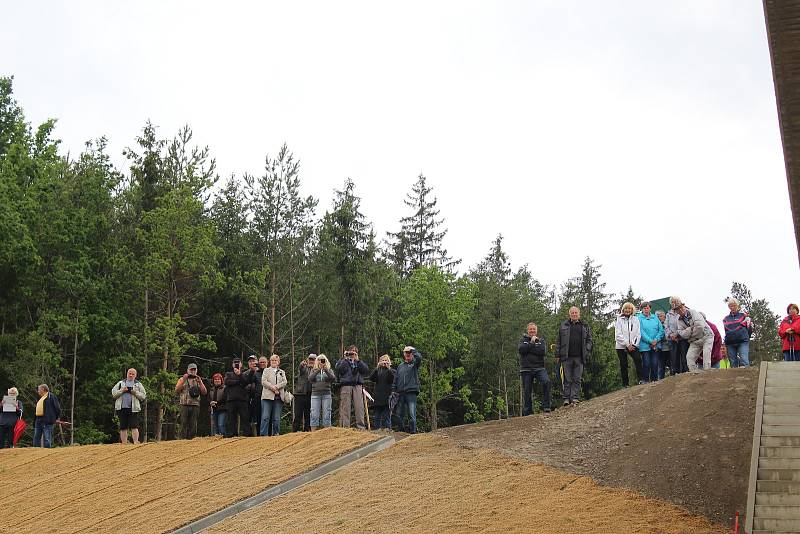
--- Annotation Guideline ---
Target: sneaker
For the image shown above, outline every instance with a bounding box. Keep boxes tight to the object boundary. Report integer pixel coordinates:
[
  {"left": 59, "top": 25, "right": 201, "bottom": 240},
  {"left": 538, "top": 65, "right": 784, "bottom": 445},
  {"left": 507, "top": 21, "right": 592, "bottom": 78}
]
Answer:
[
  {"left": 571, "top": 400, "right": 579, "bottom": 406},
  {"left": 563, "top": 400, "right": 570, "bottom": 407},
  {"left": 543, "top": 408, "right": 552, "bottom": 413}
]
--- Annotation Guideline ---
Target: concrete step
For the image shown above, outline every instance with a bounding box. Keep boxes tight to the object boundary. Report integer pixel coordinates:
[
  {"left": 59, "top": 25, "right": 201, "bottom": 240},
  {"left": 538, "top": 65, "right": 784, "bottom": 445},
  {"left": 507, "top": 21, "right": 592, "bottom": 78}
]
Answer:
[
  {"left": 763, "top": 415, "right": 800, "bottom": 426},
  {"left": 756, "top": 493, "right": 800, "bottom": 505},
  {"left": 758, "top": 468, "right": 800, "bottom": 481},
  {"left": 762, "top": 436, "right": 800, "bottom": 447},
  {"left": 762, "top": 425, "right": 800, "bottom": 437},
  {"left": 764, "top": 403, "right": 800, "bottom": 414},
  {"left": 764, "top": 386, "right": 800, "bottom": 399},
  {"left": 757, "top": 480, "right": 800, "bottom": 493},
  {"left": 761, "top": 446, "right": 800, "bottom": 458},
  {"left": 754, "top": 504, "right": 800, "bottom": 519},
  {"left": 753, "top": 518, "right": 800, "bottom": 531},
  {"left": 766, "top": 377, "right": 800, "bottom": 387},
  {"left": 760, "top": 458, "right": 800, "bottom": 469}
]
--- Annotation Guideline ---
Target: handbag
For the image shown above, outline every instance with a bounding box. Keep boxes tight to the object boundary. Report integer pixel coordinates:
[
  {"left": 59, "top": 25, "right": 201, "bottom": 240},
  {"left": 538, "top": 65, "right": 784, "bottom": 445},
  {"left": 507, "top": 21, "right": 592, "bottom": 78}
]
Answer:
[{"left": 280, "top": 389, "right": 294, "bottom": 405}]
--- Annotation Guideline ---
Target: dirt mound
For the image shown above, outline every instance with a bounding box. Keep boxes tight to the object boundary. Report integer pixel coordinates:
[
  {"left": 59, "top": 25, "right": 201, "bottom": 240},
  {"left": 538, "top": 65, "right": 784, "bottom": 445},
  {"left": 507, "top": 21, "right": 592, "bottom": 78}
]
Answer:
[
  {"left": 0, "top": 428, "right": 375, "bottom": 533},
  {"left": 206, "top": 434, "right": 727, "bottom": 534},
  {"left": 441, "top": 368, "right": 758, "bottom": 527}
]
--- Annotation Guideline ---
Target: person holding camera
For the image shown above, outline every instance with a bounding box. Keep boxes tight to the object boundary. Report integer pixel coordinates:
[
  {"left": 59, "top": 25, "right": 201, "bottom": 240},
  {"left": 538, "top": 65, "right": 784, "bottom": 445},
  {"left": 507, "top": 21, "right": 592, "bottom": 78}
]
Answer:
[
  {"left": 518, "top": 323, "right": 551, "bottom": 415},
  {"left": 369, "top": 354, "right": 396, "bottom": 430},
  {"left": 292, "top": 354, "right": 316, "bottom": 432},
  {"left": 224, "top": 358, "right": 252, "bottom": 437},
  {"left": 244, "top": 355, "right": 263, "bottom": 436},
  {"left": 335, "top": 345, "right": 369, "bottom": 429},
  {"left": 209, "top": 373, "right": 226, "bottom": 436},
  {"left": 112, "top": 368, "right": 147, "bottom": 444},
  {"left": 175, "top": 363, "right": 207, "bottom": 439},
  {"left": 393, "top": 346, "right": 422, "bottom": 433},
  {"left": 309, "top": 354, "right": 336, "bottom": 430}
]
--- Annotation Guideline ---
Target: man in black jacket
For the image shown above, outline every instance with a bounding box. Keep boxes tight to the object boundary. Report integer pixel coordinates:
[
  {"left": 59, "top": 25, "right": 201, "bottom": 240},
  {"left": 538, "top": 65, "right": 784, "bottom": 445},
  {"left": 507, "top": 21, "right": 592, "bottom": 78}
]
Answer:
[
  {"left": 335, "top": 345, "right": 369, "bottom": 429},
  {"left": 518, "top": 323, "right": 551, "bottom": 415},
  {"left": 33, "top": 384, "right": 60, "bottom": 448},
  {"left": 556, "top": 307, "right": 593, "bottom": 406},
  {"left": 292, "top": 354, "right": 315, "bottom": 432},
  {"left": 224, "top": 359, "right": 252, "bottom": 437}
]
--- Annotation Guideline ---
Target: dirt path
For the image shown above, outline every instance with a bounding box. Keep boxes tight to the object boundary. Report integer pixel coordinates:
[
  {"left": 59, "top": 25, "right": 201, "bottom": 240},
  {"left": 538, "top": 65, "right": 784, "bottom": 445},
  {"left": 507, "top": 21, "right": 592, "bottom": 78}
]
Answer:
[
  {"left": 441, "top": 368, "right": 757, "bottom": 526},
  {"left": 206, "top": 434, "right": 728, "bottom": 534},
  {"left": 0, "top": 428, "right": 375, "bottom": 533}
]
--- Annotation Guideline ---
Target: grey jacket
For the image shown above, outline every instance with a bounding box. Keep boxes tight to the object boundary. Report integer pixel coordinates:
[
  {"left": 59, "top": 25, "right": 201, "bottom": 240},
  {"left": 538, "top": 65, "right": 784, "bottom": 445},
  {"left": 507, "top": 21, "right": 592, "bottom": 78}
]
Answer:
[
  {"left": 308, "top": 368, "right": 336, "bottom": 396},
  {"left": 677, "top": 308, "right": 713, "bottom": 343},
  {"left": 112, "top": 380, "right": 147, "bottom": 412},
  {"left": 556, "top": 319, "right": 593, "bottom": 362},
  {"left": 393, "top": 349, "right": 422, "bottom": 394}
]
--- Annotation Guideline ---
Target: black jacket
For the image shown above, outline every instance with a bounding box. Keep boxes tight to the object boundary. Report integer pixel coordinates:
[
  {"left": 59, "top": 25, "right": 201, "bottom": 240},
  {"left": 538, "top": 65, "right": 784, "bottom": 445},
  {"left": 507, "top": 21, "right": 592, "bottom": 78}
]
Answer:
[
  {"left": 335, "top": 358, "right": 369, "bottom": 386},
  {"left": 209, "top": 385, "right": 226, "bottom": 412},
  {"left": 36, "top": 393, "right": 61, "bottom": 425},
  {"left": 518, "top": 335, "right": 546, "bottom": 370},
  {"left": 368, "top": 367, "right": 396, "bottom": 407},
  {"left": 393, "top": 349, "right": 422, "bottom": 394},
  {"left": 556, "top": 319, "right": 593, "bottom": 363},
  {"left": 224, "top": 371, "right": 250, "bottom": 402},
  {"left": 294, "top": 363, "right": 312, "bottom": 395},
  {"left": 245, "top": 367, "right": 263, "bottom": 400}
]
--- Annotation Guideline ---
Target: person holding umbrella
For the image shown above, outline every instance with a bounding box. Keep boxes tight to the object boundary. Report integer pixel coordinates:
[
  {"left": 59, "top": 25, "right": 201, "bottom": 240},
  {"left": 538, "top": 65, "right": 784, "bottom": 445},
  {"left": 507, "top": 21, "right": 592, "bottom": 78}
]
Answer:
[
  {"left": 779, "top": 303, "right": 800, "bottom": 361},
  {"left": 0, "top": 387, "right": 22, "bottom": 448}
]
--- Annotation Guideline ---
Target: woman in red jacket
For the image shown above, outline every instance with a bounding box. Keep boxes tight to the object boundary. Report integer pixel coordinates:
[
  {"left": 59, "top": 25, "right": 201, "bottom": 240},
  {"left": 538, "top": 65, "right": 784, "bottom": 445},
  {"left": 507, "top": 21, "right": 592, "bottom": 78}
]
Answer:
[{"left": 778, "top": 303, "right": 800, "bottom": 361}]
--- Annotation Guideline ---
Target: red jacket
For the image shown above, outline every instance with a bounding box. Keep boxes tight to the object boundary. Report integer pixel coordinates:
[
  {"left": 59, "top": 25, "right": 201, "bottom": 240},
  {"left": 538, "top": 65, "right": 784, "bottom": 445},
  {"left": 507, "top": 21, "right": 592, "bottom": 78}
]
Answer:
[{"left": 778, "top": 314, "right": 800, "bottom": 351}]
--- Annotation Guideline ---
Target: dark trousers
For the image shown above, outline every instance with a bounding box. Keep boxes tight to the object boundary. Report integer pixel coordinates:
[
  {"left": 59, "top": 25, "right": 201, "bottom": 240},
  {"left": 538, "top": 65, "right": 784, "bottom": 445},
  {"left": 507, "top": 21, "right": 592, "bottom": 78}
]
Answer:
[
  {"left": 670, "top": 339, "right": 689, "bottom": 374},
  {"left": 293, "top": 394, "right": 311, "bottom": 432},
  {"left": 180, "top": 404, "right": 199, "bottom": 439},
  {"left": 249, "top": 397, "right": 262, "bottom": 436},
  {"left": 561, "top": 356, "right": 583, "bottom": 403},
  {"left": 373, "top": 405, "right": 391, "bottom": 429},
  {"left": 225, "top": 400, "right": 252, "bottom": 437},
  {"left": 658, "top": 349, "right": 669, "bottom": 379},
  {"left": 617, "top": 348, "right": 643, "bottom": 387},
  {"left": 521, "top": 368, "right": 551, "bottom": 415},
  {"left": 0, "top": 423, "right": 14, "bottom": 448}
]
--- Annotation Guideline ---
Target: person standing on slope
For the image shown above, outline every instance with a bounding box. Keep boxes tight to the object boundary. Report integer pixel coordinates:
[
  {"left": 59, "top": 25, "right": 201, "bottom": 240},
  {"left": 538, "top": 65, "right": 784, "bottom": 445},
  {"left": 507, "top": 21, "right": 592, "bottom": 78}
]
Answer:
[
  {"left": 672, "top": 297, "right": 713, "bottom": 371},
  {"left": 518, "top": 322, "right": 551, "bottom": 415},
  {"left": 615, "top": 302, "right": 643, "bottom": 387},
  {"left": 637, "top": 302, "right": 664, "bottom": 383},
  {"left": 393, "top": 346, "right": 422, "bottom": 433},
  {"left": 779, "top": 303, "right": 800, "bottom": 361},
  {"left": 556, "top": 307, "right": 592, "bottom": 406}
]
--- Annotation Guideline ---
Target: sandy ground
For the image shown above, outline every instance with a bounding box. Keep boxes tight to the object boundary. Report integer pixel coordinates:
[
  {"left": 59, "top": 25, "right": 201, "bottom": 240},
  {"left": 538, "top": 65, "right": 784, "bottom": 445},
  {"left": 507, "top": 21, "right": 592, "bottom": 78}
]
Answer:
[
  {"left": 0, "top": 427, "right": 375, "bottom": 533},
  {"left": 441, "top": 368, "right": 758, "bottom": 526},
  {"left": 206, "top": 434, "right": 728, "bottom": 534}
]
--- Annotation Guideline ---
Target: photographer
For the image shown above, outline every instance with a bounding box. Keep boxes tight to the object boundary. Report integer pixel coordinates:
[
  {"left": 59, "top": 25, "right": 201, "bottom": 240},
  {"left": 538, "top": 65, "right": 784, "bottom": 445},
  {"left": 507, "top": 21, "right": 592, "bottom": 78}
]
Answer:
[
  {"left": 224, "top": 358, "right": 252, "bottom": 437},
  {"left": 393, "top": 346, "right": 422, "bottom": 433},
  {"left": 335, "top": 345, "right": 369, "bottom": 429},
  {"left": 175, "top": 363, "right": 207, "bottom": 439},
  {"left": 209, "top": 373, "right": 226, "bottom": 436},
  {"left": 292, "top": 354, "right": 316, "bottom": 432},
  {"left": 518, "top": 324, "right": 551, "bottom": 415},
  {"left": 309, "top": 354, "right": 336, "bottom": 430},
  {"left": 112, "top": 368, "right": 147, "bottom": 444},
  {"left": 368, "top": 355, "right": 395, "bottom": 430}
]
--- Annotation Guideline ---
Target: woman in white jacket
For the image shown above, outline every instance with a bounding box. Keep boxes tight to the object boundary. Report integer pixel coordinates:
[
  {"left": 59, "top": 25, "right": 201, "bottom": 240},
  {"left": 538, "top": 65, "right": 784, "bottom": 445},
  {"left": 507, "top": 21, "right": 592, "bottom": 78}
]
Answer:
[
  {"left": 261, "top": 354, "right": 288, "bottom": 436},
  {"left": 615, "top": 302, "right": 644, "bottom": 387}
]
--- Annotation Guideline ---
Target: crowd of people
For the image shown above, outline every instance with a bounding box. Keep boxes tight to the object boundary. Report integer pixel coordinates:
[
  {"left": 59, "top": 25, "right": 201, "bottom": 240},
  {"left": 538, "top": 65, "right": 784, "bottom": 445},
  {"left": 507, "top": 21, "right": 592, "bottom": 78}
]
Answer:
[
  {"left": 106, "top": 345, "right": 422, "bottom": 445},
  {"left": 2, "top": 297, "right": 798, "bottom": 449},
  {"left": 517, "top": 297, "right": 800, "bottom": 413}
]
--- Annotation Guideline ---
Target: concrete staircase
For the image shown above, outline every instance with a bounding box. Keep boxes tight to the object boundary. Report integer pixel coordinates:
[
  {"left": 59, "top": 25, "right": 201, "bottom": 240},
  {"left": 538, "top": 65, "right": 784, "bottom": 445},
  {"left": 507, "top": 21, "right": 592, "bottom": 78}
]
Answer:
[{"left": 746, "top": 361, "right": 800, "bottom": 533}]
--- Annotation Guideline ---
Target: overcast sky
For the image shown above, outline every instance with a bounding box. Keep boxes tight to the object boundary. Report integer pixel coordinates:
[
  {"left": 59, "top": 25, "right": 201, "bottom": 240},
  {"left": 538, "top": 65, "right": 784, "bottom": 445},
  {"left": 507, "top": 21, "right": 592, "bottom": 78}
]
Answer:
[{"left": 3, "top": 1, "right": 799, "bottom": 323}]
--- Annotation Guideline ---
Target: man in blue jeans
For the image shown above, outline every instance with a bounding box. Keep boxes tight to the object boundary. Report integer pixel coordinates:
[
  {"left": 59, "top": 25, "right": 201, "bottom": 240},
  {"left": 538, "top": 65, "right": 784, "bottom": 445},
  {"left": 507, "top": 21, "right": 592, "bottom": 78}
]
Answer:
[
  {"left": 518, "top": 322, "right": 551, "bottom": 415},
  {"left": 33, "top": 384, "right": 60, "bottom": 448},
  {"left": 393, "top": 346, "right": 422, "bottom": 433}
]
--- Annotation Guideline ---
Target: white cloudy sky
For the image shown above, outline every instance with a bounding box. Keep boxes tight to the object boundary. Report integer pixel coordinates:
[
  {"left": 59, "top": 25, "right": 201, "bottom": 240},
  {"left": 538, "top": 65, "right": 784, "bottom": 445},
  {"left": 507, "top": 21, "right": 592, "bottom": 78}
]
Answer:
[{"left": 3, "top": 1, "right": 799, "bottom": 323}]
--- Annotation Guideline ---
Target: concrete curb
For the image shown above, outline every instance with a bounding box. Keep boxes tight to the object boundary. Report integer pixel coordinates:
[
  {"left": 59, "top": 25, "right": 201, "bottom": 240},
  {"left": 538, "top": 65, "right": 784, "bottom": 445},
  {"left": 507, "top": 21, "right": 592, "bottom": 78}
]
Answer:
[
  {"left": 745, "top": 361, "right": 768, "bottom": 534},
  {"left": 172, "top": 435, "right": 395, "bottom": 534}
]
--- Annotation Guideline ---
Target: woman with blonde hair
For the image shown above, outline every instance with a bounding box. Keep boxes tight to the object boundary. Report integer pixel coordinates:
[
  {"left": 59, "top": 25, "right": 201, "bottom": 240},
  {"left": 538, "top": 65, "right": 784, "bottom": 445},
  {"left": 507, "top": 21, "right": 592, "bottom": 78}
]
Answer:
[
  {"left": 309, "top": 354, "right": 336, "bottom": 429},
  {"left": 0, "top": 387, "right": 23, "bottom": 448},
  {"left": 260, "top": 354, "right": 287, "bottom": 436},
  {"left": 615, "top": 302, "right": 643, "bottom": 387}
]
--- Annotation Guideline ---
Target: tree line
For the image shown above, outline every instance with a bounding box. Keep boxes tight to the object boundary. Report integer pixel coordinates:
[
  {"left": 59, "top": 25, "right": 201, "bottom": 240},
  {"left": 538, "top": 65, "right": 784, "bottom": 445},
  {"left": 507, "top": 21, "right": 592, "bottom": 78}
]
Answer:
[{"left": 0, "top": 76, "right": 783, "bottom": 444}]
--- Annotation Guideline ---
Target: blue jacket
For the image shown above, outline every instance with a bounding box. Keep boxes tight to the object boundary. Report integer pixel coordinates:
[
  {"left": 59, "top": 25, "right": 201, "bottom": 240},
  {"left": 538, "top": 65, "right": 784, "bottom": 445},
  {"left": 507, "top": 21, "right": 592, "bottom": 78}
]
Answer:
[
  {"left": 637, "top": 312, "right": 664, "bottom": 353},
  {"left": 35, "top": 393, "right": 61, "bottom": 425},
  {"left": 335, "top": 358, "right": 369, "bottom": 386}
]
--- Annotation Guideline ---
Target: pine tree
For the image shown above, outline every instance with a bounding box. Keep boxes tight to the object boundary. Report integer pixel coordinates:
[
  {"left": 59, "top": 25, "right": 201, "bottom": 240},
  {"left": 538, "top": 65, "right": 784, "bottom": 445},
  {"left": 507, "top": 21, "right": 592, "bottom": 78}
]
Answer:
[{"left": 387, "top": 174, "right": 457, "bottom": 277}]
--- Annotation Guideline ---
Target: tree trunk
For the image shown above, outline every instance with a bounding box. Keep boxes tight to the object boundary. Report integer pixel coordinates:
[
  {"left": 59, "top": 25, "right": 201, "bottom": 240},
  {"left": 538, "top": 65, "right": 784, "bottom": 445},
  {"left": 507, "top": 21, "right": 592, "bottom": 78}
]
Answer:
[
  {"left": 260, "top": 310, "right": 265, "bottom": 358},
  {"left": 429, "top": 359, "right": 437, "bottom": 430},
  {"left": 270, "top": 270, "right": 276, "bottom": 355},
  {"left": 502, "top": 367, "right": 509, "bottom": 419},
  {"left": 142, "top": 287, "right": 149, "bottom": 443},
  {"left": 155, "top": 288, "right": 172, "bottom": 442},
  {"left": 289, "top": 273, "right": 296, "bottom": 387},
  {"left": 70, "top": 304, "right": 80, "bottom": 445}
]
